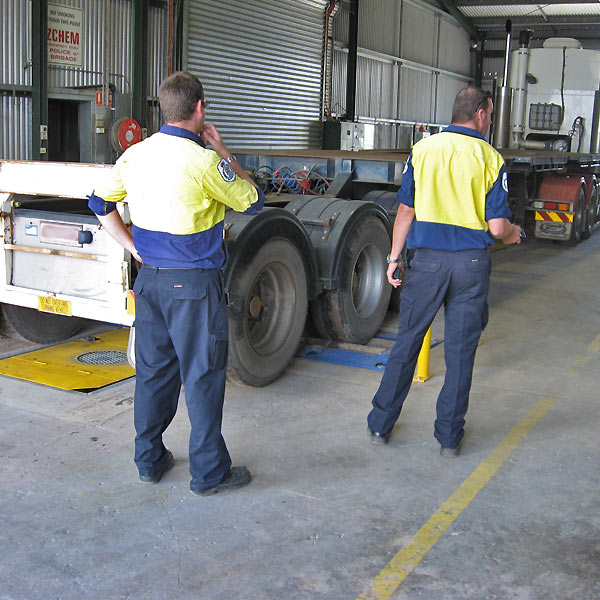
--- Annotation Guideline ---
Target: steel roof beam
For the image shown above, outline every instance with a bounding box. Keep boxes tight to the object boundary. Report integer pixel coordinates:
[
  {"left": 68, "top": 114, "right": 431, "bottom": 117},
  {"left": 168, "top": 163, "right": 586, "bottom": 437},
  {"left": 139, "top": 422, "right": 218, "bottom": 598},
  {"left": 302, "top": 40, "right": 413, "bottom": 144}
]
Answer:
[
  {"left": 437, "top": 0, "right": 480, "bottom": 39},
  {"left": 456, "top": 0, "right": 600, "bottom": 5}
]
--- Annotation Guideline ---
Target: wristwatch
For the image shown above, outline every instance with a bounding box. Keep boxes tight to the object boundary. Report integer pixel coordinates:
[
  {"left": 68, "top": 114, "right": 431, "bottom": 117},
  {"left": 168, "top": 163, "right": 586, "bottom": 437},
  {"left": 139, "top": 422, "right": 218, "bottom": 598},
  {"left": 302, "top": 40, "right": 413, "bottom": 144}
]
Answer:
[
  {"left": 223, "top": 155, "right": 237, "bottom": 164},
  {"left": 386, "top": 254, "right": 401, "bottom": 264}
]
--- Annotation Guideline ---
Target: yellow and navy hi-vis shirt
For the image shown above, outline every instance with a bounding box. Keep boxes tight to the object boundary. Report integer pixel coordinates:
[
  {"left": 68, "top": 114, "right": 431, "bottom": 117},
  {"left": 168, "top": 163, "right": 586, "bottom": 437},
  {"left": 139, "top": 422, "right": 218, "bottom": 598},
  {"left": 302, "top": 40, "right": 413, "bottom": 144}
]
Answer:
[
  {"left": 88, "top": 125, "right": 264, "bottom": 268},
  {"left": 398, "top": 124, "right": 511, "bottom": 251}
]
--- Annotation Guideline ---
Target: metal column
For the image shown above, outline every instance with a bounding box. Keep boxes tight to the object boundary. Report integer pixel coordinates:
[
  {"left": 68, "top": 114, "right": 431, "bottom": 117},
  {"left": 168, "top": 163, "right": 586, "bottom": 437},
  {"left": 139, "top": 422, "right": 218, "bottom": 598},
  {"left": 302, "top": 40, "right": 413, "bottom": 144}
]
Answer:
[
  {"left": 132, "top": 0, "right": 149, "bottom": 129},
  {"left": 31, "top": 0, "right": 48, "bottom": 160},
  {"left": 345, "top": 0, "right": 358, "bottom": 122}
]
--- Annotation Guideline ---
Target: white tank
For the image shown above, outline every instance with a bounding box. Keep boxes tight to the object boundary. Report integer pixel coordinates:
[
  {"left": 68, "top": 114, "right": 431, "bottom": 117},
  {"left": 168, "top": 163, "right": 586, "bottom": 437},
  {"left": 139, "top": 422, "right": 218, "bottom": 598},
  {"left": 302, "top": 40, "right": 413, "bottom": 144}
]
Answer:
[{"left": 508, "top": 40, "right": 600, "bottom": 151}]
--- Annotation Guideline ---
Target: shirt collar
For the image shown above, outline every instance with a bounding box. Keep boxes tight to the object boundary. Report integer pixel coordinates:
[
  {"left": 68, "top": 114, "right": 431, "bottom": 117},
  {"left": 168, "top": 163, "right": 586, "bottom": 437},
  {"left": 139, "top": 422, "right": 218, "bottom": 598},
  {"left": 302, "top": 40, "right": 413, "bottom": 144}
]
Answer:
[
  {"left": 159, "top": 124, "right": 206, "bottom": 147},
  {"left": 444, "top": 124, "right": 486, "bottom": 141}
]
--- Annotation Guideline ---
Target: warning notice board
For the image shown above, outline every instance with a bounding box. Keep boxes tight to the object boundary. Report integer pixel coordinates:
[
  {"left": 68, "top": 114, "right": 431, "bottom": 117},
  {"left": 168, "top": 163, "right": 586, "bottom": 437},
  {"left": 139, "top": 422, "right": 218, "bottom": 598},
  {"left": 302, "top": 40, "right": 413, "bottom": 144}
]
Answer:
[{"left": 47, "top": 3, "right": 83, "bottom": 66}]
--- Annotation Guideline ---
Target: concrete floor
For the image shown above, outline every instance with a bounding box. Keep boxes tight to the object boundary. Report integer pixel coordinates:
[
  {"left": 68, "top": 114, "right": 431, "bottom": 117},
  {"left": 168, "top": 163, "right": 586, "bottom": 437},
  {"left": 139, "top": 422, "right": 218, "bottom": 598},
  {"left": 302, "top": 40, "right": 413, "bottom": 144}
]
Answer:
[{"left": 1, "top": 234, "right": 599, "bottom": 600}]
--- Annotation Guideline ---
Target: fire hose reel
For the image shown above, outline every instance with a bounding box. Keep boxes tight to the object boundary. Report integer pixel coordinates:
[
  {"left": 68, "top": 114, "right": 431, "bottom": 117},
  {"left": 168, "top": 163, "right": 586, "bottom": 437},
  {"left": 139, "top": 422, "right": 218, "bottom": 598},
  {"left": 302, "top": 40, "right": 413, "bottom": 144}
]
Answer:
[{"left": 110, "top": 117, "right": 142, "bottom": 153}]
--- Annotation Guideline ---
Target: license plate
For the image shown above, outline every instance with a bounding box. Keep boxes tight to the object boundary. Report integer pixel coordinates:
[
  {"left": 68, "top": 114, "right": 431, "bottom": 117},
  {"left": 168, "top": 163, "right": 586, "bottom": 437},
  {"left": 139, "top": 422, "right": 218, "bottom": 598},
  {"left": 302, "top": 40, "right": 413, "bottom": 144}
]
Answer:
[{"left": 38, "top": 296, "right": 72, "bottom": 315}]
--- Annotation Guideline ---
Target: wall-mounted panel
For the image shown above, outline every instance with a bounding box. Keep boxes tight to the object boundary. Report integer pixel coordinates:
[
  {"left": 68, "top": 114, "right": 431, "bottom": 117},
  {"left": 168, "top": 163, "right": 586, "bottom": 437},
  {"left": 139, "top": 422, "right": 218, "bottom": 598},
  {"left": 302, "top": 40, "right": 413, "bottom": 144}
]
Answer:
[
  {"left": 438, "top": 19, "right": 470, "bottom": 76},
  {"left": 1, "top": 95, "right": 30, "bottom": 160},
  {"left": 355, "top": 55, "right": 397, "bottom": 119},
  {"left": 398, "top": 68, "right": 434, "bottom": 122},
  {"left": 148, "top": 4, "right": 167, "bottom": 100},
  {"left": 185, "top": 0, "right": 327, "bottom": 149},
  {"left": 358, "top": 0, "right": 401, "bottom": 57},
  {"left": 1, "top": 0, "right": 30, "bottom": 86},
  {"left": 401, "top": 2, "right": 436, "bottom": 66},
  {"left": 332, "top": 48, "right": 348, "bottom": 115},
  {"left": 435, "top": 74, "right": 466, "bottom": 123}
]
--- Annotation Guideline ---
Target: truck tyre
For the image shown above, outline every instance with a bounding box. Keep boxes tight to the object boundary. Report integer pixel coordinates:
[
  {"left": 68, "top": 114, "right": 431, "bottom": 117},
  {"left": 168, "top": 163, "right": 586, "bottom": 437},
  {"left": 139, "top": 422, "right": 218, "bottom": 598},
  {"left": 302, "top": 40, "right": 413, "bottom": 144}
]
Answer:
[
  {"left": 0, "top": 304, "right": 85, "bottom": 344},
  {"left": 227, "top": 238, "right": 308, "bottom": 387},
  {"left": 311, "top": 216, "right": 391, "bottom": 344},
  {"left": 567, "top": 186, "right": 586, "bottom": 245},
  {"left": 583, "top": 185, "right": 598, "bottom": 240}
]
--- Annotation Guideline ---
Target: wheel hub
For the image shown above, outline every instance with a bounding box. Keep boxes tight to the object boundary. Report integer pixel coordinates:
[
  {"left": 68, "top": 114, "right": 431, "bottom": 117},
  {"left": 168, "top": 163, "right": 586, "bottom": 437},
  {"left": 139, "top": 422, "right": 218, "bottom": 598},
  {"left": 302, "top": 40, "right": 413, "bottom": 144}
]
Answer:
[{"left": 249, "top": 296, "right": 262, "bottom": 318}]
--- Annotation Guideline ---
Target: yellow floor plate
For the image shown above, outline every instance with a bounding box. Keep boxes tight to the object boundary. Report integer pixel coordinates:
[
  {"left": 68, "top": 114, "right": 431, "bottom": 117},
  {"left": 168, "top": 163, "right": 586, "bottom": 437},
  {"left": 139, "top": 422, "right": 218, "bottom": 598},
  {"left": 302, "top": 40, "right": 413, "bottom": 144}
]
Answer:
[{"left": 0, "top": 328, "right": 134, "bottom": 392}]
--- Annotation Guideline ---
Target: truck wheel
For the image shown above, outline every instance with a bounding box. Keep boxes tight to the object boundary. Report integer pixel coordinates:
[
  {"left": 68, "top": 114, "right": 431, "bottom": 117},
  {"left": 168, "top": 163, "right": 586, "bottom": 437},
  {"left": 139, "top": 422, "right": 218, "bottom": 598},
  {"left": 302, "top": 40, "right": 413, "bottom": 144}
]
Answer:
[
  {"left": 583, "top": 186, "right": 598, "bottom": 239},
  {"left": 0, "top": 304, "right": 85, "bottom": 344},
  {"left": 311, "top": 216, "right": 391, "bottom": 344},
  {"left": 227, "top": 238, "right": 308, "bottom": 387},
  {"left": 568, "top": 186, "right": 586, "bottom": 245}
]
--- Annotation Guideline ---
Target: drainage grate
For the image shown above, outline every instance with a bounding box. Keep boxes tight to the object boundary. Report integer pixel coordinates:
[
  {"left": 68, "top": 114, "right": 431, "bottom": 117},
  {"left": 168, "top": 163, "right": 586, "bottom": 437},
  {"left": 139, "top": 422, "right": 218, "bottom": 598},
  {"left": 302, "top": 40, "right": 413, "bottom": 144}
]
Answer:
[{"left": 77, "top": 351, "right": 128, "bottom": 365}]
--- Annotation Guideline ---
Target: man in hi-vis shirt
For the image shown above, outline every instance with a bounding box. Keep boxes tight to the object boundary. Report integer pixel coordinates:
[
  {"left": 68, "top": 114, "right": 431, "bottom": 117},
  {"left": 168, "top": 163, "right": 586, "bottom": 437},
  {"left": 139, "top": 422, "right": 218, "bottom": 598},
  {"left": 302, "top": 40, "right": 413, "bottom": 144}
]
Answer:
[
  {"left": 89, "top": 72, "right": 263, "bottom": 495},
  {"left": 367, "top": 87, "right": 522, "bottom": 456}
]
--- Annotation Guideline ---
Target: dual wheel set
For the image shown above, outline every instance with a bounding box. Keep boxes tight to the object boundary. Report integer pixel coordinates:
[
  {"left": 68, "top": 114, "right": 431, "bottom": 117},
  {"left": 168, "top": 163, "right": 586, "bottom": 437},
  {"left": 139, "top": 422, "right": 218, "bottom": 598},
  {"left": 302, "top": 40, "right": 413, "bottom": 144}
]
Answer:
[
  {"left": 1, "top": 196, "right": 394, "bottom": 388},
  {"left": 224, "top": 196, "right": 393, "bottom": 386}
]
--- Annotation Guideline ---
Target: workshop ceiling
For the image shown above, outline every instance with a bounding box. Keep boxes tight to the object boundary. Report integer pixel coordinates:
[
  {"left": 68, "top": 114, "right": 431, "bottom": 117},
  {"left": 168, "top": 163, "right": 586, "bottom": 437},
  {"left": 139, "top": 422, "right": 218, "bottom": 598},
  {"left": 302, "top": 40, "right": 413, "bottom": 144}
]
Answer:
[{"left": 450, "top": 1, "right": 600, "bottom": 40}]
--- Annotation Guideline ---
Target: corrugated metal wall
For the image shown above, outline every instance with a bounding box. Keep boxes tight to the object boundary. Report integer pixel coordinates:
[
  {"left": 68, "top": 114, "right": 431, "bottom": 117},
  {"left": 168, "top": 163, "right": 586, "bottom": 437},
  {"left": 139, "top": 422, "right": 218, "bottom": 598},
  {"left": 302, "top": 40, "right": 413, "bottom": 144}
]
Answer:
[
  {"left": 185, "top": 0, "right": 328, "bottom": 149},
  {"left": 0, "top": 0, "right": 167, "bottom": 159},
  {"left": 1, "top": 0, "right": 30, "bottom": 160},
  {"left": 331, "top": 0, "right": 472, "bottom": 149}
]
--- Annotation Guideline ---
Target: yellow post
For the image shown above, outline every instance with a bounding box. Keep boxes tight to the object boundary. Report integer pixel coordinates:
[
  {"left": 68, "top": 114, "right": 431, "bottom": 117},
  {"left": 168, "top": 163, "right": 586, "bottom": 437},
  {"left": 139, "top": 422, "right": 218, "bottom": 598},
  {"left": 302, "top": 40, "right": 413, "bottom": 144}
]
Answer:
[{"left": 413, "top": 326, "right": 433, "bottom": 382}]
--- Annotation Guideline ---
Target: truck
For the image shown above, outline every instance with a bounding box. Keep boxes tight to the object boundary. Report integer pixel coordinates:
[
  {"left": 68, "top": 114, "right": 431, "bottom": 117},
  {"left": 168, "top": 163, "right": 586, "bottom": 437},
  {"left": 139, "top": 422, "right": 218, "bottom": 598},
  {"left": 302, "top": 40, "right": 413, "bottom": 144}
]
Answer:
[{"left": 1, "top": 31, "right": 599, "bottom": 387}]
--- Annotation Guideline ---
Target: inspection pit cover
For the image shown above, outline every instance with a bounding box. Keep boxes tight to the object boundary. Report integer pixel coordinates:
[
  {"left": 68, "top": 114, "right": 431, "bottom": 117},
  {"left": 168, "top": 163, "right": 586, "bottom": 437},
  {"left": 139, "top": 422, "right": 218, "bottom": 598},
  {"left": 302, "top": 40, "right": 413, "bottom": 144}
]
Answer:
[{"left": 0, "top": 328, "right": 134, "bottom": 392}]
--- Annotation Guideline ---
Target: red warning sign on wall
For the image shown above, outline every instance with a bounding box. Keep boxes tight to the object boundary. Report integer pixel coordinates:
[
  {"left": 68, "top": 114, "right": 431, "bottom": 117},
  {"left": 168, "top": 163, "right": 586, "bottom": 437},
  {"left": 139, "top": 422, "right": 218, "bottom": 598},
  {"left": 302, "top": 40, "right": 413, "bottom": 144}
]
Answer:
[
  {"left": 95, "top": 91, "right": 113, "bottom": 108},
  {"left": 48, "top": 3, "right": 83, "bottom": 67}
]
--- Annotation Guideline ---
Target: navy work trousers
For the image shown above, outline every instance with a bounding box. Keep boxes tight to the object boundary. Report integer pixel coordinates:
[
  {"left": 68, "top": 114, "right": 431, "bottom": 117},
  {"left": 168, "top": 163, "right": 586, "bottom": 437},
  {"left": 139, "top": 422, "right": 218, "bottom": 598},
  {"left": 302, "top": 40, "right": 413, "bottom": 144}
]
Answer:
[
  {"left": 367, "top": 248, "right": 491, "bottom": 448},
  {"left": 133, "top": 266, "right": 232, "bottom": 492}
]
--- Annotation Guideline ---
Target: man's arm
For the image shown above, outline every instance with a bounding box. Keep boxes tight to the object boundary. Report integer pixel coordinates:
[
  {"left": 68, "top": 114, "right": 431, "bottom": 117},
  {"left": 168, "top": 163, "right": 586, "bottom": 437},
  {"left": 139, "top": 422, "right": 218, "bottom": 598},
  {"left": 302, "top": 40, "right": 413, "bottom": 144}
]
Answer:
[
  {"left": 96, "top": 209, "right": 142, "bottom": 263},
  {"left": 200, "top": 123, "right": 264, "bottom": 215},
  {"left": 387, "top": 203, "right": 415, "bottom": 288},
  {"left": 485, "top": 163, "right": 522, "bottom": 245},
  {"left": 488, "top": 217, "right": 522, "bottom": 244},
  {"left": 201, "top": 123, "right": 258, "bottom": 189}
]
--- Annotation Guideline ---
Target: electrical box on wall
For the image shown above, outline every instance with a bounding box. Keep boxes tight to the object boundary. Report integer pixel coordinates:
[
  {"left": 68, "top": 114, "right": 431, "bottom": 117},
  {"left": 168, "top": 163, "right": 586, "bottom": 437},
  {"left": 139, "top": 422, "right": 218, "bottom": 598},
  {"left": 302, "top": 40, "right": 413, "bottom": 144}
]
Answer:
[
  {"left": 323, "top": 121, "right": 375, "bottom": 151},
  {"left": 79, "top": 92, "right": 137, "bottom": 164}
]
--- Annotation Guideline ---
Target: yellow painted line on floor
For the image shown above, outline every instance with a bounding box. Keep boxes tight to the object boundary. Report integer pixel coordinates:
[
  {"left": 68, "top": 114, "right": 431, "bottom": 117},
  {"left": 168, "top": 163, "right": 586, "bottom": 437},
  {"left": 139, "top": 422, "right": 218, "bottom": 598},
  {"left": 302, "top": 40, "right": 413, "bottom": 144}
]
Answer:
[
  {"left": 567, "top": 331, "right": 600, "bottom": 376},
  {"left": 357, "top": 396, "right": 555, "bottom": 600}
]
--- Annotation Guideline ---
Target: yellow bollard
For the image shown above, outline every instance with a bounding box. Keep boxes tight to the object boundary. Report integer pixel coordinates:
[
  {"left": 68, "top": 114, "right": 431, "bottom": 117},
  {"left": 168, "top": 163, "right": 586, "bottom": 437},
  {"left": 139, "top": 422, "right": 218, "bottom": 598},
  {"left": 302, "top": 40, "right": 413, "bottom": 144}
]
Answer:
[{"left": 413, "top": 325, "right": 434, "bottom": 382}]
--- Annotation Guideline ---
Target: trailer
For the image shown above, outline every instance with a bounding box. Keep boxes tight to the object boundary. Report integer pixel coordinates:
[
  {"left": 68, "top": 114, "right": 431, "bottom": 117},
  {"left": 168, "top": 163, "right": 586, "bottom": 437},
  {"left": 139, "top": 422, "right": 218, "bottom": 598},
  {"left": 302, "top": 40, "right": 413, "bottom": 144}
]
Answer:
[{"left": 0, "top": 152, "right": 403, "bottom": 387}]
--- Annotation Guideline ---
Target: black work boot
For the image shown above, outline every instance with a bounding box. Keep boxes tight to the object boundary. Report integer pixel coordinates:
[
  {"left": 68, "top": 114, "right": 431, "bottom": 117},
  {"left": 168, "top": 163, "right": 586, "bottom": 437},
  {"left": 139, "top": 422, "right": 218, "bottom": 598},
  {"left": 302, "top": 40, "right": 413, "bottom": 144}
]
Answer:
[
  {"left": 367, "top": 426, "right": 389, "bottom": 445},
  {"left": 191, "top": 466, "right": 252, "bottom": 496},
  {"left": 139, "top": 450, "right": 175, "bottom": 483}
]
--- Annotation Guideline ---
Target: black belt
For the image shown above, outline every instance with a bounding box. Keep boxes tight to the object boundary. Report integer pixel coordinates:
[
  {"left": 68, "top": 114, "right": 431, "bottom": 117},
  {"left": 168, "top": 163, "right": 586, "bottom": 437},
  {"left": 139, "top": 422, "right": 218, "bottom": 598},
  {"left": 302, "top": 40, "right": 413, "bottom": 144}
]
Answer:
[{"left": 142, "top": 264, "right": 209, "bottom": 271}]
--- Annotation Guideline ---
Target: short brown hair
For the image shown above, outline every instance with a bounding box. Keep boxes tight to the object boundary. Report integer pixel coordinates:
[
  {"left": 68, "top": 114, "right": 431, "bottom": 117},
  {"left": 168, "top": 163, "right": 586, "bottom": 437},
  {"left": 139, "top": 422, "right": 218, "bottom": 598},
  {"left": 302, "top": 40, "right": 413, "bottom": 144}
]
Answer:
[
  {"left": 158, "top": 71, "right": 204, "bottom": 123},
  {"left": 452, "top": 87, "right": 491, "bottom": 123}
]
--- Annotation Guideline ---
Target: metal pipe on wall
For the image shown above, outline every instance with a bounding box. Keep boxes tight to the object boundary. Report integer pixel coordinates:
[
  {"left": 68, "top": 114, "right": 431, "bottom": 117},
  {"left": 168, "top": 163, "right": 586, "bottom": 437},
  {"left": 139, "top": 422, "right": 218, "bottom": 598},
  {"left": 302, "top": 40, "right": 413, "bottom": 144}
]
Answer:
[
  {"left": 493, "top": 20, "right": 513, "bottom": 150},
  {"left": 502, "top": 20, "right": 512, "bottom": 85},
  {"left": 345, "top": 0, "right": 359, "bottom": 122}
]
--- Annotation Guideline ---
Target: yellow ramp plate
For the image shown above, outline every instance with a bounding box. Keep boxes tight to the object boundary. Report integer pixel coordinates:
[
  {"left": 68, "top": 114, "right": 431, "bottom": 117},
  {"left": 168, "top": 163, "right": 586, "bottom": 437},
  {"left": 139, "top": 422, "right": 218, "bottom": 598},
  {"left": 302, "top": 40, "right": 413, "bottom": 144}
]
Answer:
[{"left": 0, "top": 329, "right": 134, "bottom": 392}]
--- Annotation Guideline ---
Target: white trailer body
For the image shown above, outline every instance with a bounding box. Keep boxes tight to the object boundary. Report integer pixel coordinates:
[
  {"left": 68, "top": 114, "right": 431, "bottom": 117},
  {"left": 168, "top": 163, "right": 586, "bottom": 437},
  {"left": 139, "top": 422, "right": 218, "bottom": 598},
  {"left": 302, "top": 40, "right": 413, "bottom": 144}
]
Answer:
[{"left": 0, "top": 161, "right": 134, "bottom": 331}]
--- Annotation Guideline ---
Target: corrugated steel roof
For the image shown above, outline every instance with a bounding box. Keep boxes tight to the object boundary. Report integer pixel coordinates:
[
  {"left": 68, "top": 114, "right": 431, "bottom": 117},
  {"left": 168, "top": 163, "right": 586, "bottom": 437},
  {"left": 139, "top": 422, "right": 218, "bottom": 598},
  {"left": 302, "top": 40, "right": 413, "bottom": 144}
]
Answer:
[{"left": 460, "top": 4, "right": 600, "bottom": 18}]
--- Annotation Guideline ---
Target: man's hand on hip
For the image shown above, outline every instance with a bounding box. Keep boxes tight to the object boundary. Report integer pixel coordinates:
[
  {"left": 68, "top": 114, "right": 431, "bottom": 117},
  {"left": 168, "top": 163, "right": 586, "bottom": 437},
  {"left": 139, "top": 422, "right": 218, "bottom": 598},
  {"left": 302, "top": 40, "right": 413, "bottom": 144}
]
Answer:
[{"left": 387, "top": 262, "right": 404, "bottom": 288}]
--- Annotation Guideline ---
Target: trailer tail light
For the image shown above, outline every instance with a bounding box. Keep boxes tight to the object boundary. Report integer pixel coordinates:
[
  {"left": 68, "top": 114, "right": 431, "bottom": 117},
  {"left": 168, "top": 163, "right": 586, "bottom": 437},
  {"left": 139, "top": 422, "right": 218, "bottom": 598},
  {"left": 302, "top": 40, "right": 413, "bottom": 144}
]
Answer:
[
  {"left": 39, "top": 221, "right": 83, "bottom": 247},
  {"left": 557, "top": 203, "right": 570, "bottom": 211},
  {"left": 532, "top": 201, "right": 544, "bottom": 208},
  {"left": 545, "top": 202, "right": 557, "bottom": 209}
]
